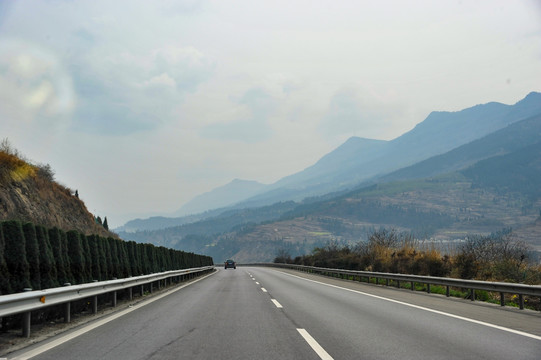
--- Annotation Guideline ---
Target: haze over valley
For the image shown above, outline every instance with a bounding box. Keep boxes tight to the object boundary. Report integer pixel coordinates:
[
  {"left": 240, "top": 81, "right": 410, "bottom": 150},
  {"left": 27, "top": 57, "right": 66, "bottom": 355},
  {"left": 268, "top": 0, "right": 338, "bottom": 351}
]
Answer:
[{"left": 118, "top": 92, "right": 541, "bottom": 262}]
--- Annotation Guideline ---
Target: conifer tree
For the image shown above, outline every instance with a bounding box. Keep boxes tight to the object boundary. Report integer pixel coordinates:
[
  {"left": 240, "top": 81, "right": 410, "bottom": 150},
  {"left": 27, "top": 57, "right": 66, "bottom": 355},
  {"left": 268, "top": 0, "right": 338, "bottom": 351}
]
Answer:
[
  {"left": 48, "top": 227, "right": 67, "bottom": 285},
  {"left": 22, "top": 222, "right": 41, "bottom": 290},
  {"left": 103, "top": 217, "right": 109, "bottom": 231},
  {"left": 67, "top": 230, "right": 86, "bottom": 284},
  {"left": 60, "top": 230, "right": 75, "bottom": 285},
  {"left": 0, "top": 224, "right": 13, "bottom": 295},
  {"left": 118, "top": 240, "right": 130, "bottom": 277},
  {"left": 148, "top": 244, "right": 158, "bottom": 273},
  {"left": 2, "top": 220, "right": 31, "bottom": 292},
  {"left": 126, "top": 241, "right": 140, "bottom": 276},
  {"left": 108, "top": 237, "right": 120, "bottom": 278},
  {"left": 143, "top": 244, "right": 157, "bottom": 273},
  {"left": 87, "top": 235, "right": 101, "bottom": 281},
  {"left": 35, "top": 225, "right": 58, "bottom": 289},
  {"left": 100, "top": 237, "right": 112, "bottom": 280},
  {"left": 81, "top": 234, "right": 92, "bottom": 282},
  {"left": 97, "top": 236, "right": 107, "bottom": 280},
  {"left": 140, "top": 243, "right": 150, "bottom": 275}
]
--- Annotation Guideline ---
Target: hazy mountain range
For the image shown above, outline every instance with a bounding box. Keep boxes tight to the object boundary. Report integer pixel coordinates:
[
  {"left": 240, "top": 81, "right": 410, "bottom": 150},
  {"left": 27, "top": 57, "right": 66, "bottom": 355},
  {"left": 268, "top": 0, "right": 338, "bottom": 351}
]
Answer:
[
  {"left": 118, "top": 92, "right": 541, "bottom": 231},
  {"left": 118, "top": 92, "right": 541, "bottom": 262}
]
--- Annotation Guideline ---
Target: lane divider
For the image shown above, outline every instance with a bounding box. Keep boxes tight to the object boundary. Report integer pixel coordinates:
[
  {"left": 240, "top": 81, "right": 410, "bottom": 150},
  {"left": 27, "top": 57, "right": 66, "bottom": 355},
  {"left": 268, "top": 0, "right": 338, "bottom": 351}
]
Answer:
[
  {"left": 297, "top": 328, "right": 334, "bottom": 360},
  {"left": 249, "top": 271, "right": 335, "bottom": 359}
]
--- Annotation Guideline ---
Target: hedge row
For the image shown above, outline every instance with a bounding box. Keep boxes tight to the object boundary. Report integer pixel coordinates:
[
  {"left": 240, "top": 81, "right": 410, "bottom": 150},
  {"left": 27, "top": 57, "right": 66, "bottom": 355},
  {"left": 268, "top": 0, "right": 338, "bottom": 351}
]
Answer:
[{"left": 0, "top": 220, "right": 213, "bottom": 294}]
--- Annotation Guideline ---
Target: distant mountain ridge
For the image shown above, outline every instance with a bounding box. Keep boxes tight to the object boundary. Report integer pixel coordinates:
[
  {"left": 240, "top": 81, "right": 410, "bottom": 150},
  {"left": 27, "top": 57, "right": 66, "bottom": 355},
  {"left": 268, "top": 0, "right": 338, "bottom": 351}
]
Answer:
[
  {"left": 118, "top": 92, "right": 541, "bottom": 233},
  {"left": 379, "top": 113, "right": 541, "bottom": 182},
  {"left": 172, "top": 179, "right": 266, "bottom": 217},
  {"left": 236, "top": 91, "right": 541, "bottom": 207},
  {"left": 118, "top": 90, "right": 541, "bottom": 261}
]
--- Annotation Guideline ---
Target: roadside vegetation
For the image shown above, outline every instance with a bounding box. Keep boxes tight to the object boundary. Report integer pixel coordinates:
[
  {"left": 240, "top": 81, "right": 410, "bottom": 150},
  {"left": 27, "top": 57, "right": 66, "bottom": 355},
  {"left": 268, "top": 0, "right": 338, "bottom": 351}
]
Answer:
[
  {"left": 275, "top": 228, "right": 541, "bottom": 309},
  {"left": 0, "top": 219, "right": 214, "bottom": 297}
]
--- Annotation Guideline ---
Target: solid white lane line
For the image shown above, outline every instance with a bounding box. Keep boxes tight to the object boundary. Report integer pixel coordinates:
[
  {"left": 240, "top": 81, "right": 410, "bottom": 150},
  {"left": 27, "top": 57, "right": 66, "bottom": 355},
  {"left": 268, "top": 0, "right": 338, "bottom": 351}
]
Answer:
[
  {"left": 261, "top": 288, "right": 268, "bottom": 292},
  {"left": 271, "top": 299, "right": 283, "bottom": 308},
  {"left": 281, "top": 272, "right": 541, "bottom": 341},
  {"left": 297, "top": 328, "right": 334, "bottom": 360},
  {"left": 11, "top": 271, "right": 218, "bottom": 360}
]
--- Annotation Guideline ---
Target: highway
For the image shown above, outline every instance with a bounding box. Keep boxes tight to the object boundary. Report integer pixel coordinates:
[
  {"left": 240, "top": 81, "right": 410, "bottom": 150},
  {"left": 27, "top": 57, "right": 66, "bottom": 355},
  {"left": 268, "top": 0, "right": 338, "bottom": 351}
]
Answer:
[{"left": 7, "top": 267, "right": 541, "bottom": 360}]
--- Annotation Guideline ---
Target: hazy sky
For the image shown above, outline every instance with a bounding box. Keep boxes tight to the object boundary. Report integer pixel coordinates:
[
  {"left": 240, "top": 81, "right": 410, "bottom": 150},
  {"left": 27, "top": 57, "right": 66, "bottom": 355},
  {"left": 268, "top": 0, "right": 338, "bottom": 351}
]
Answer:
[{"left": 1, "top": 0, "right": 540, "bottom": 227}]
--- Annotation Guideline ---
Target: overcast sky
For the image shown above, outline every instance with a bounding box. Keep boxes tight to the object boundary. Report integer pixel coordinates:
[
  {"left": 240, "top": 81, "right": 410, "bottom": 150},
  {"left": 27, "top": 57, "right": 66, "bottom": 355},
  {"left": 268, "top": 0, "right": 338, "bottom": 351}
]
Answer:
[{"left": 1, "top": 0, "right": 540, "bottom": 227}]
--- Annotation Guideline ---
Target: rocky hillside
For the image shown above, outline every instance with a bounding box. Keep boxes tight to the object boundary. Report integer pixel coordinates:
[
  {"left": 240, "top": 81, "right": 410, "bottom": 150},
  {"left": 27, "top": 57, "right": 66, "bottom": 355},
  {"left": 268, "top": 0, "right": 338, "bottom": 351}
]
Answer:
[{"left": 0, "top": 144, "right": 114, "bottom": 238}]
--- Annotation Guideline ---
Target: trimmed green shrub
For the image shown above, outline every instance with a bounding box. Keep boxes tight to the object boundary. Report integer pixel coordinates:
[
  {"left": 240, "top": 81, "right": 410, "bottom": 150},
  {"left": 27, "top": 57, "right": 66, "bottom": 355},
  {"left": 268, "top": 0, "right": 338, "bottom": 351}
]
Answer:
[
  {"left": 100, "top": 236, "right": 112, "bottom": 280},
  {"left": 22, "top": 222, "right": 41, "bottom": 290},
  {"left": 48, "top": 227, "right": 67, "bottom": 285},
  {"left": 0, "top": 225, "right": 13, "bottom": 294},
  {"left": 67, "top": 230, "right": 87, "bottom": 284},
  {"left": 35, "top": 225, "right": 58, "bottom": 289},
  {"left": 87, "top": 235, "right": 102, "bottom": 281},
  {"left": 2, "top": 220, "right": 31, "bottom": 292},
  {"left": 60, "top": 230, "right": 75, "bottom": 285},
  {"left": 0, "top": 220, "right": 213, "bottom": 294},
  {"left": 81, "top": 234, "right": 93, "bottom": 282}
]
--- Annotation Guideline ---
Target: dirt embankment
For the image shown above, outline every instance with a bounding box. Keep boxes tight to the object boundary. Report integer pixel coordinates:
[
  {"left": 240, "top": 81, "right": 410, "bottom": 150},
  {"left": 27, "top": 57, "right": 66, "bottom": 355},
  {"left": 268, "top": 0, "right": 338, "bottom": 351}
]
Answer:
[{"left": 0, "top": 150, "right": 115, "bottom": 237}]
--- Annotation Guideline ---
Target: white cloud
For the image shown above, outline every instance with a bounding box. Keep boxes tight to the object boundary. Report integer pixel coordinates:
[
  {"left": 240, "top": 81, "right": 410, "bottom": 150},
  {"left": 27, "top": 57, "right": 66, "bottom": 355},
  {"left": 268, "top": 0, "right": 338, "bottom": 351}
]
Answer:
[
  {"left": 140, "top": 73, "right": 177, "bottom": 89},
  {"left": 0, "top": 39, "right": 75, "bottom": 125},
  {"left": 68, "top": 43, "right": 213, "bottom": 135}
]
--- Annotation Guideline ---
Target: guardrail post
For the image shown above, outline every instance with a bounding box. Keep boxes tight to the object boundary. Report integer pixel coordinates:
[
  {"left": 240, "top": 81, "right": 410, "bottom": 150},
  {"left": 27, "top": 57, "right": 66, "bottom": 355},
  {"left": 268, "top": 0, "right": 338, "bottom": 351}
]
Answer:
[
  {"left": 471, "top": 289, "right": 475, "bottom": 301},
  {"left": 64, "top": 302, "right": 71, "bottom": 323},
  {"left": 91, "top": 280, "right": 98, "bottom": 314},
  {"left": 140, "top": 284, "right": 144, "bottom": 296},
  {"left": 397, "top": 280, "right": 400, "bottom": 289},
  {"left": 427, "top": 284, "right": 431, "bottom": 294},
  {"left": 128, "top": 287, "right": 133, "bottom": 300},
  {"left": 112, "top": 291, "right": 117, "bottom": 307},
  {"left": 92, "top": 295, "right": 98, "bottom": 314},
  {"left": 149, "top": 283, "right": 153, "bottom": 293},
  {"left": 500, "top": 292, "right": 505, "bottom": 306},
  {"left": 63, "top": 283, "right": 71, "bottom": 323},
  {"left": 446, "top": 286, "right": 450, "bottom": 297},
  {"left": 22, "top": 288, "right": 32, "bottom": 338},
  {"left": 386, "top": 279, "right": 389, "bottom": 286},
  {"left": 411, "top": 281, "right": 414, "bottom": 291},
  {"left": 519, "top": 294, "right": 524, "bottom": 309}
]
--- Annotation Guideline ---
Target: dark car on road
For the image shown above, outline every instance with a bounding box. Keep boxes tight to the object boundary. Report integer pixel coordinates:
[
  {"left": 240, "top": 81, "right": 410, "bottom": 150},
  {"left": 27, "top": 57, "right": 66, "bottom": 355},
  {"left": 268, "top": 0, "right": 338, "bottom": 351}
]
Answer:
[{"left": 224, "top": 259, "right": 236, "bottom": 269}]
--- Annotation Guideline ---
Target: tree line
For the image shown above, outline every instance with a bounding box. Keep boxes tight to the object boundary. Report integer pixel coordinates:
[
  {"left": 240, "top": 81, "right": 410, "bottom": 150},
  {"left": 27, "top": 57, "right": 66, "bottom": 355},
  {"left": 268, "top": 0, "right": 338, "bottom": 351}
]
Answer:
[{"left": 0, "top": 220, "right": 214, "bottom": 295}]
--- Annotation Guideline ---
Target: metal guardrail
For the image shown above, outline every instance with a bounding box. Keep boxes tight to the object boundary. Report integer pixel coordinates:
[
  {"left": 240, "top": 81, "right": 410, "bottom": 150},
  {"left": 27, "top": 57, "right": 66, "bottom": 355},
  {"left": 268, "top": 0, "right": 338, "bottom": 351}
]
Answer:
[
  {"left": 0, "top": 266, "right": 214, "bottom": 337},
  {"left": 242, "top": 263, "right": 541, "bottom": 310}
]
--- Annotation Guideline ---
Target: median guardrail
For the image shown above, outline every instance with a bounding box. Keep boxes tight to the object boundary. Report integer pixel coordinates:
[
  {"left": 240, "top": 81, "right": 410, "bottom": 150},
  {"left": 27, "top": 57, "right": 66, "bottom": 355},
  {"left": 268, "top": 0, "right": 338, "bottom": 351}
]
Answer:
[
  {"left": 0, "top": 266, "right": 214, "bottom": 337},
  {"left": 242, "top": 263, "right": 541, "bottom": 310}
]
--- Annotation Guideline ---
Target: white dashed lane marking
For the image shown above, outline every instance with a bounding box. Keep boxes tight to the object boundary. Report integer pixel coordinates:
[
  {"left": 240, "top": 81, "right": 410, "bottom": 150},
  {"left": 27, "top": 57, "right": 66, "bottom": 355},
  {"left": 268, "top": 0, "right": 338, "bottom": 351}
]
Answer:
[{"left": 297, "top": 328, "right": 334, "bottom": 360}]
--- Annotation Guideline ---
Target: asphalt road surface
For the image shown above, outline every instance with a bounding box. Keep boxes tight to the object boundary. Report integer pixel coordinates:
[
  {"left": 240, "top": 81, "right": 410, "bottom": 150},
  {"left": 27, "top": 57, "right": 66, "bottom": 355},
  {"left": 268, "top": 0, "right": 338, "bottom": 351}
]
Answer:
[{"left": 7, "top": 267, "right": 541, "bottom": 360}]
